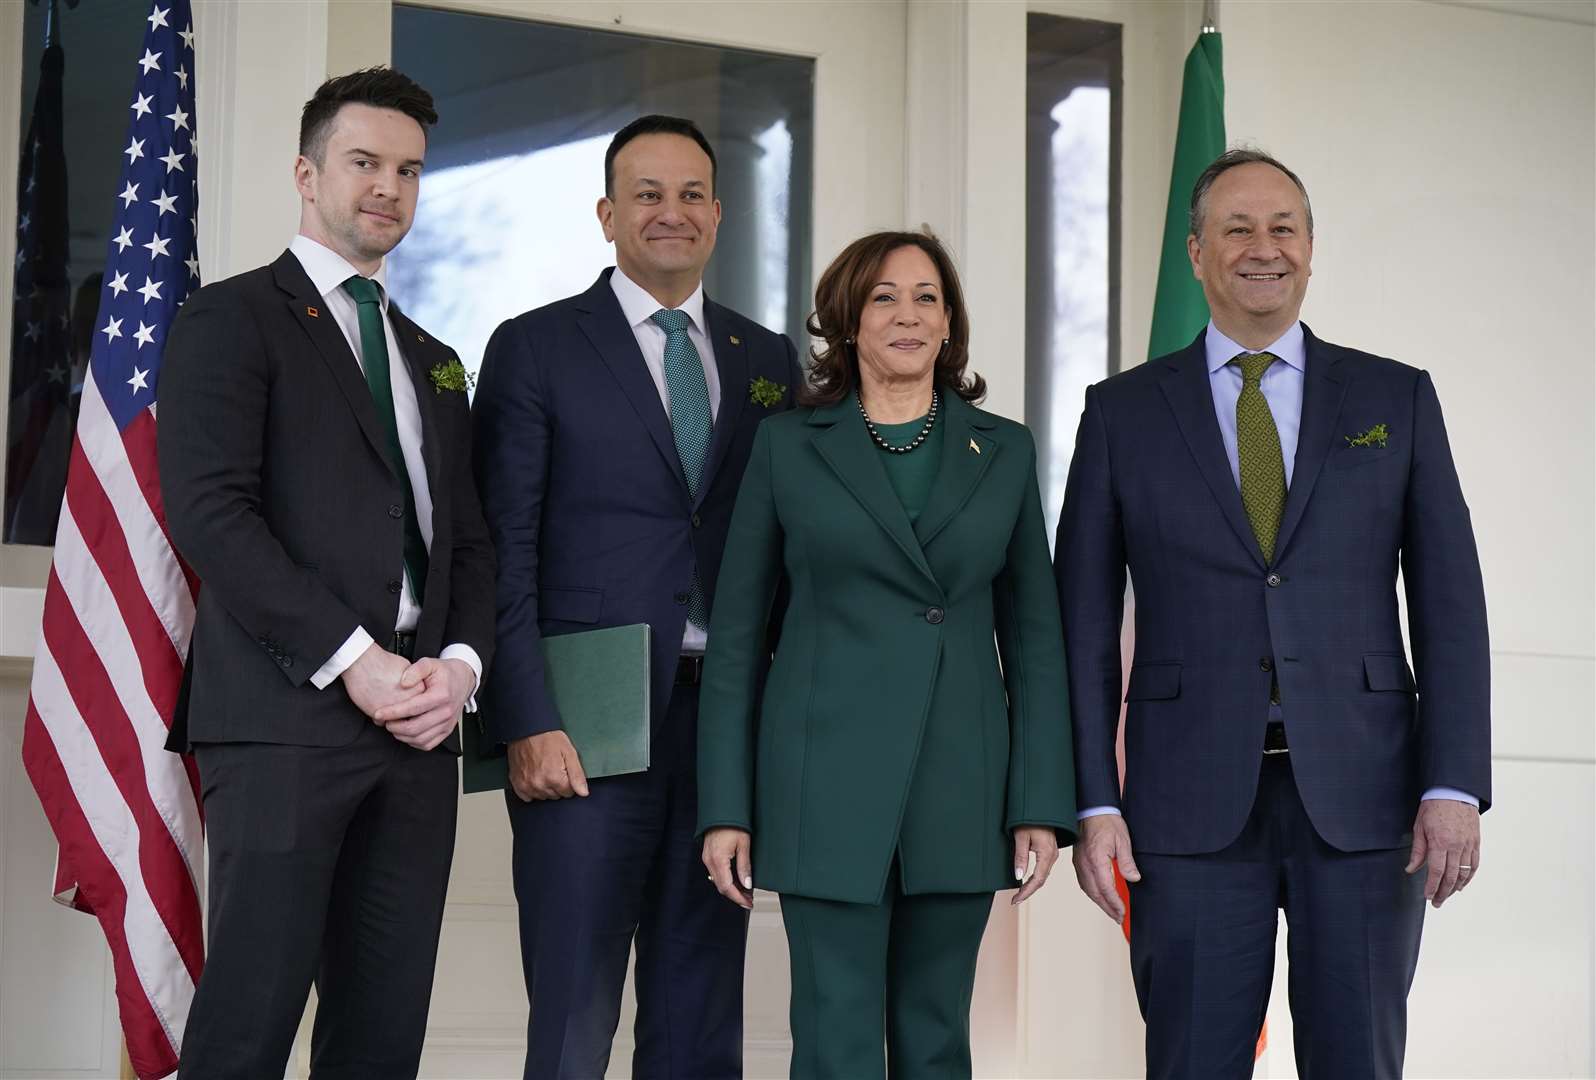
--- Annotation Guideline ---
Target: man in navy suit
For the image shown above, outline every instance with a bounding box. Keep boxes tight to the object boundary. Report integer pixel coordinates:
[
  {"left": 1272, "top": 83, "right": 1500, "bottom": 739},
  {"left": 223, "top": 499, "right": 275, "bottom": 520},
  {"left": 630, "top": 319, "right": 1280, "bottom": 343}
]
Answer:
[
  {"left": 1056, "top": 149, "right": 1490, "bottom": 1079},
  {"left": 473, "top": 115, "right": 802, "bottom": 1079}
]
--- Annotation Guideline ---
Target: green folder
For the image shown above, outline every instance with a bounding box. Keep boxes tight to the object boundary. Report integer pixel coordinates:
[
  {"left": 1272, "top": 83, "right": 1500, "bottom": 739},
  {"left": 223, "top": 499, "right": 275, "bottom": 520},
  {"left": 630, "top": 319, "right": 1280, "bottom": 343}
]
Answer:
[{"left": 461, "top": 623, "right": 651, "bottom": 794}]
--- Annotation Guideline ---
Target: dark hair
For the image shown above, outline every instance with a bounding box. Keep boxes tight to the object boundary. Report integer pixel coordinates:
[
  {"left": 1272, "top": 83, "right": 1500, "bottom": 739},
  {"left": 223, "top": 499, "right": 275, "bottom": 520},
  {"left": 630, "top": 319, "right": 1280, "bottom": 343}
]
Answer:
[
  {"left": 299, "top": 67, "right": 438, "bottom": 165},
  {"left": 1189, "top": 146, "right": 1314, "bottom": 240},
  {"left": 604, "top": 115, "right": 717, "bottom": 197},
  {"left": 802, "top": 229, "right": 985, "bottom": 407}
]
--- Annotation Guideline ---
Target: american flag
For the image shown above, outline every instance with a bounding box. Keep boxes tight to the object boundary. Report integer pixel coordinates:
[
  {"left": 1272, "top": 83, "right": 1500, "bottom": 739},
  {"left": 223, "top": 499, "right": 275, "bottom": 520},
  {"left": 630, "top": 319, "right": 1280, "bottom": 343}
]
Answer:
[{"left": 20, "top": 3, "right": 205, "bottom": 1078}]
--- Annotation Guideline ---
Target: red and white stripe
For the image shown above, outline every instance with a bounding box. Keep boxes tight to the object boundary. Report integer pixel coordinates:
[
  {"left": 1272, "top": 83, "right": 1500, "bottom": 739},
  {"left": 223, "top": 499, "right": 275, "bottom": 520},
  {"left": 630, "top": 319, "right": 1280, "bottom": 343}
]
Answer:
[{"left": 22, "top": 373, "right": 204, "bottom": 1080}]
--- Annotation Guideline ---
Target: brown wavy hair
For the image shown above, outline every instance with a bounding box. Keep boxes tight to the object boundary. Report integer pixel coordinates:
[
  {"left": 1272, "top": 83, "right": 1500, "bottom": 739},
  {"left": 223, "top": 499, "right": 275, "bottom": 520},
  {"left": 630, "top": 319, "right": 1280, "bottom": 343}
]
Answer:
[{"left": 801, "top": 229, "right": 985, "bottom": 406}]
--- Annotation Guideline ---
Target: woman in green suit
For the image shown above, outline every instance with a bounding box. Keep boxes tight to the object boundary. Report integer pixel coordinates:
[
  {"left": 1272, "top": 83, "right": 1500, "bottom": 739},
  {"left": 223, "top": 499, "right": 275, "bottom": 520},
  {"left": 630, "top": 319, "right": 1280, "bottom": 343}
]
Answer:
[{"left": 698, "top": 230, "right": 1076, "bottom": 1078}]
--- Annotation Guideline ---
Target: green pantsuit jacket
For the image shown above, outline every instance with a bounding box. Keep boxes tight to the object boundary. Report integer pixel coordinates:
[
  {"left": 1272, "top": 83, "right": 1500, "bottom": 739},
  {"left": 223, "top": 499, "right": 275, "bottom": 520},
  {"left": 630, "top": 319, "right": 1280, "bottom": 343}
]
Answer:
[{"left": 697, "top": 391, "right": 1077, "bottom": 905}]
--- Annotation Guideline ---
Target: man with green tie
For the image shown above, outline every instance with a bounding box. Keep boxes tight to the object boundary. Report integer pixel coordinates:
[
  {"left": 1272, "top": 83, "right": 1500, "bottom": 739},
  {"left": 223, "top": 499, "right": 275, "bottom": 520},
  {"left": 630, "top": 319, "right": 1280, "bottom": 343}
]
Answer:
[
  {"left": 159, "top": 68, "right": 495, "bottom": 1077},
  {"left": 472, "top": 116, "right": 803, "bottom": 1078},
  {"left": 1056, "top": 149, "right": 1491, "bottom": 1079}
]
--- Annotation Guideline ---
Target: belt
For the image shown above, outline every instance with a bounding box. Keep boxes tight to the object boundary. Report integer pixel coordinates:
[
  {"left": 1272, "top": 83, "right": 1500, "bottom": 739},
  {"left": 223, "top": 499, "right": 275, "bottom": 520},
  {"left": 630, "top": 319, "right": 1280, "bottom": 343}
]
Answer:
[
  {"left": 390, "top": 631, "right": 417, "bottom": 660},
  {"left": 1263, "top": 721, "right": 1289, "bottom": 755},
  {"left": 676, "top": 654, "right": 705, "bottom": 686}
]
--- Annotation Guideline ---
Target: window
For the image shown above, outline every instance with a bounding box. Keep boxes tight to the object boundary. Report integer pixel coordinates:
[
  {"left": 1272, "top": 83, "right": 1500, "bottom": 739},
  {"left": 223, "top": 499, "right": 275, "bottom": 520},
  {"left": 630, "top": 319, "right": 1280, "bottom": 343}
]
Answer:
[
  {"left": 5, "top": 0, "right": 150, "bottom": 545},
  {"left": 1025, "top": 12, "right": 1121, "bottom": 537},
  {"left": 387, "top": 5, "right": 814, "bottom": 383}
]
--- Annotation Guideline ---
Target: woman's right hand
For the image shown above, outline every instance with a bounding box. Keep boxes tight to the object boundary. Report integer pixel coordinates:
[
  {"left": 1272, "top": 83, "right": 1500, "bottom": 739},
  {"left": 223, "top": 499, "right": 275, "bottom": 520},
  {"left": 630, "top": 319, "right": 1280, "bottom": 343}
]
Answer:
[{"left": 701, "top": 827, "right": 754, "bottom": 910}]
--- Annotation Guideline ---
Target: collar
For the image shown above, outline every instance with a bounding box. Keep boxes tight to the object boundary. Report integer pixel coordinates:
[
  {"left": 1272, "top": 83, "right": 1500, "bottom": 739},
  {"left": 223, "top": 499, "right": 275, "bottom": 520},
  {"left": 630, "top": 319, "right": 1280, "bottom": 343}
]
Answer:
[
  {"left": 290, "top": 234, "right": 389, "bottom": 311},
  {"left": 609, "top": 263, "right": 706, "bottom": 334},
  {"left": 1204, "top": 319, "right": 1306, "bottom": 375}
]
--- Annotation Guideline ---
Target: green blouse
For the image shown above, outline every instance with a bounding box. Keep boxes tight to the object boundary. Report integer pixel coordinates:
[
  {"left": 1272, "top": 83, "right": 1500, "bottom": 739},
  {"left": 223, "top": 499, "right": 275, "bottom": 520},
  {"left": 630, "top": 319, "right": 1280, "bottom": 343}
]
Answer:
[{"left": 872, "top": 413, "right": 944, "bottom": 522}]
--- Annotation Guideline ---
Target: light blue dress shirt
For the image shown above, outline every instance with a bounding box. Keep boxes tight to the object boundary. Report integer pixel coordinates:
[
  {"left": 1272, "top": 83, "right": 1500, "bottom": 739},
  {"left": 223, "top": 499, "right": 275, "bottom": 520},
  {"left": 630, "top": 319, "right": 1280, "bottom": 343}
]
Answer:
[{"left": 1077, "top": 321, "right": 1476, "bottom": 820}]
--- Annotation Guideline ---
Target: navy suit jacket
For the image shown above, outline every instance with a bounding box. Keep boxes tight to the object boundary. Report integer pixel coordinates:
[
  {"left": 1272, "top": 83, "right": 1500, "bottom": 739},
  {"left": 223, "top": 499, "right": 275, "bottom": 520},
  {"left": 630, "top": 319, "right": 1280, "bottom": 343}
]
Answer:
[
  {"left": 1055, "top": 326, "right": 1490, "bottom": 855},
  {"left": 473, "top": 269, "right": 802, "bottom": 744}
]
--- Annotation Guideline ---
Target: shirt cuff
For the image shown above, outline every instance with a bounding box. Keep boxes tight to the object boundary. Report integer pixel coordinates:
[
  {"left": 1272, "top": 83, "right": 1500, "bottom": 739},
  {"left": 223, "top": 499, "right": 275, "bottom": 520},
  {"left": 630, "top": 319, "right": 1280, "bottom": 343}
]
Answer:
[
  {"left": 1078, "top": 805, "right": 1122, "bottom": 820},
  {"left": 440, "top": 643, "right": 483, "bottom": 712},
  {"left": 1421, "top": 787, "right": 1480, "bottom": 808},
  {"left": 311, "top": 627, "right": 375, "bottom": 689}
]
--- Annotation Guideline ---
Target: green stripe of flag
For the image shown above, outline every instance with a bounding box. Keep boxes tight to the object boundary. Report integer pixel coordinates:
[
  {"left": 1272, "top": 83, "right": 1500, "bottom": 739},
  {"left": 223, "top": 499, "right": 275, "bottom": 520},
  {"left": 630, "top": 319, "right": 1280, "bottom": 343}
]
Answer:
[{"left": 1147, "top": 31, "right": 1225, "bottom": 362}]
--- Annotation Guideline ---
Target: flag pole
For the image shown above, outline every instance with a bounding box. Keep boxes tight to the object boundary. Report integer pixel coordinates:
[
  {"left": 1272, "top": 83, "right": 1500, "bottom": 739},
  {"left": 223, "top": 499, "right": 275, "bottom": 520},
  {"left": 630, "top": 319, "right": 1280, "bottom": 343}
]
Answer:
[{"left": 1202, "top": 0, "right": 1219, "bottom": 33}]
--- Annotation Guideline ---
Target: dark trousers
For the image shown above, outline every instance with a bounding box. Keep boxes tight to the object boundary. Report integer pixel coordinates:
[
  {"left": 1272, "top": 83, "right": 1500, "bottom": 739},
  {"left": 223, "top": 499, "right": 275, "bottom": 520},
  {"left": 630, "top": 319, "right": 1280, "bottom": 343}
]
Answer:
[
  {"left": 507, "top": 684, "right": 749, "bottom": 1080},
  {"left": 178, "top": 722, "right": 459, "bottom": 1080},
  {"left": 1129, "top": 755, "right": 1426, "bottom": 1080},
  {"left": 778, "top": 865, "right": 994, "bottom": 1080}
]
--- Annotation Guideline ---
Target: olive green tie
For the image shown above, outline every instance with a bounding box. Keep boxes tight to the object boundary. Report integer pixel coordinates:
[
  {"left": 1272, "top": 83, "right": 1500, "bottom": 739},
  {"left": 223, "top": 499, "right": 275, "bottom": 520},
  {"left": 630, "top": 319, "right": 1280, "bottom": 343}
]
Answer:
[{"left": 1232, "top": 352, "right": 1287, "bottom": 562}]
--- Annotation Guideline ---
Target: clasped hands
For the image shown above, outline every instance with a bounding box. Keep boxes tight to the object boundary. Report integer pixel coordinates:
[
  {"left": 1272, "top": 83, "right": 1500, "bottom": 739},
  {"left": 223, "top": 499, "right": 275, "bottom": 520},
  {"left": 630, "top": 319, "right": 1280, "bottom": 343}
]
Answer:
[{"left": 340, "top": 642, "right": 475, "bottom": 751}]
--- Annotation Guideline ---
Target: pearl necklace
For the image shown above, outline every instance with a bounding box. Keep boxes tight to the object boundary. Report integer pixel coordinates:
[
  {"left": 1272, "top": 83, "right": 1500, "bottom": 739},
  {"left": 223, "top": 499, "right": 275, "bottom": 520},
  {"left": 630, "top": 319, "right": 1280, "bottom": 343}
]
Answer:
[{"left": 858, "top": 390, "right": 940, "bottom": 454}]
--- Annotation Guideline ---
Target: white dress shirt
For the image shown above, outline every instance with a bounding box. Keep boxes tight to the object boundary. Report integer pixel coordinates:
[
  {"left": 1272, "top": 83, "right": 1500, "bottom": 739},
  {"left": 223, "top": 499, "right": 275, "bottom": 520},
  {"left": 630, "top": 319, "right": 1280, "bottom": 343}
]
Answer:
[
  {"left": 1077, "top": 320, "right": 1475, "bottom": 819},
  {"left": 608, "top": 265, "right": 720, "bottom": 654},
  {"left": 289, "top": 236, "right": 481, "bottom": 697}
]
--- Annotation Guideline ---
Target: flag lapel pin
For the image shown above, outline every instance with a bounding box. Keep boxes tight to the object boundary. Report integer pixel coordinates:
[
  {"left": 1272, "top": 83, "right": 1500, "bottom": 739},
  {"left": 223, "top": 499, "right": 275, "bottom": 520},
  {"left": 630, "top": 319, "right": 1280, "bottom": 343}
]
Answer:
[
  {"left": 969, "top": 438, "right": 981, "bottom": 454},
  {"left": 729, "top": 335, "right": 741, "bottom": 345},
  {"left": 306, "top": 306, "right": 319, "bottom": 318}
]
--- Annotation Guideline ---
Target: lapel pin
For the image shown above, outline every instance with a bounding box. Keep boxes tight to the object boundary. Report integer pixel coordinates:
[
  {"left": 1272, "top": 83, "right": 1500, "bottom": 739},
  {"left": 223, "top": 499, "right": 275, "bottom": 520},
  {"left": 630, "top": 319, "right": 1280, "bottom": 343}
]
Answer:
[
  {"left": 969, "top": 438, "right": 981, "bottom": 454},
  {"left": 306, "top": 306, "right": 319, "bottom": 318},
  {"left": 417, "top": 334, "right": 427, "bottom": 343},
  {"left": 729, "top": 335, "right": 741, "bottom": 345}
]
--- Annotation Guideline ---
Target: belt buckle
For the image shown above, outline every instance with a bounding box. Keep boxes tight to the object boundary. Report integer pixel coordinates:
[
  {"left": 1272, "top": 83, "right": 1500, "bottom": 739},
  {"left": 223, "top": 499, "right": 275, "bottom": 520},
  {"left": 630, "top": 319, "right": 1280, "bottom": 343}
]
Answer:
[{"left": 677, "top": 654, "right": 704, "bottom": 685}]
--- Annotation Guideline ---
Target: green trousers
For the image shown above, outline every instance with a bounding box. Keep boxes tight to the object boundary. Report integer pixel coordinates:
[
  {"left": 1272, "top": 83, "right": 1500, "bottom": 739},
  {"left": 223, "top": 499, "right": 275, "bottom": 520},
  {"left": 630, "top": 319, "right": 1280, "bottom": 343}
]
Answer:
[{"left": 779, "top": 867, "right": 994, "bottom": 1079}]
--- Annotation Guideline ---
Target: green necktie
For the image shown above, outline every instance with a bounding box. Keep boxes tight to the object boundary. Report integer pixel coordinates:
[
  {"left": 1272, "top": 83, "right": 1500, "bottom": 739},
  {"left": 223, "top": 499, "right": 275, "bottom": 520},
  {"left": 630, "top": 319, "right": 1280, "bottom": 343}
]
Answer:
[
  {"left": 650, "top": 307, "right": 712, "bottom": 631},
  {"left": 343, "top": 275, "right": 428, "bottom": 605},
  {"left": 1232, "top": 351, "right": 1287, "bottom": 563}
]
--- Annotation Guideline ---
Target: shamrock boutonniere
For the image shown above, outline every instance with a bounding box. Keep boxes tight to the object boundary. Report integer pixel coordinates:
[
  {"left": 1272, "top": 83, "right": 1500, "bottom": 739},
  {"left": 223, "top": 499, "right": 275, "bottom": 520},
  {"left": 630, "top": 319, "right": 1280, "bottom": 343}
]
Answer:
[
  {"left": 1345, "top": 423, "right": 1390, "bottom": 449},
  {"left": 428, "top": 359, "right": 474, "bottom": 395},
  {"left": 749, "top": 375, "right": 786, "bottom": 408}
]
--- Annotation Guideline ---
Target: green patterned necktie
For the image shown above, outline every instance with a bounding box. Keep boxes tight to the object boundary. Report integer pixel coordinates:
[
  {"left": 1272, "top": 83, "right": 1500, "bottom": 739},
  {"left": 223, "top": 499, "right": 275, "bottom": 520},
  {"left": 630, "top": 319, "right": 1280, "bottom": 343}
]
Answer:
[
  {"left": 650, "top": 307, "right": 712, "bottom": 631},
  {"left": 343, "top": 275, "right": 428, "bottom": 604},
  {"left": 1232, "top": 351, "right": 1287, "bottom": 563}
]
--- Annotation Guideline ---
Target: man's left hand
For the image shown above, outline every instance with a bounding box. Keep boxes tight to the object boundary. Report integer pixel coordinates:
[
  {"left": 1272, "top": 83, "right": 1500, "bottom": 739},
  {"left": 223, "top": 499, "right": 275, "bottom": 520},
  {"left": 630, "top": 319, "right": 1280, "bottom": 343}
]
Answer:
[
  {"left": 1405, "top": 799, "right": 1481, "bottom": 908},
  {"left": 373, "top": 657, "right": 476, "bottom": 751}
]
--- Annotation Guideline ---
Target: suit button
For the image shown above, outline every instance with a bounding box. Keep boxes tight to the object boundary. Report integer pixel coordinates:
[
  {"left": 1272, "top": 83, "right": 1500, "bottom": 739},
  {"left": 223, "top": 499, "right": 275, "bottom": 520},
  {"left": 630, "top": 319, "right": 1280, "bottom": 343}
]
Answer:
[
  {"left": 1260, "top": 658, "right": 1274, "bottom": 672},
  {"left": 388, "top": 579, "right": 403, "bottom": 594},
  {"left": 388, "top": 504, "right": 403, "bottom": 519},
  {"left": 925, "top": 606, "right": 945, "bottom": 625},
  {"left": 1266, "top": 573, "right": 1282, "bottom": 587},
  {"left": 674, "top": 591, "right": 689, "bottom": 605},
  {"left": 691, "top": 514, "right": 702, "bottom": 528}
]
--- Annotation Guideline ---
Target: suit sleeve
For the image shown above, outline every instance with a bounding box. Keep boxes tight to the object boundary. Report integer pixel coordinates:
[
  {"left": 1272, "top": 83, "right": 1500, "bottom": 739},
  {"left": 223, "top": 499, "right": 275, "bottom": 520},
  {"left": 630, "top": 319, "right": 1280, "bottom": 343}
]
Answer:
[
  {"left": 1401, "top": 370, "right": 1491, "bottom": 810},
  {"left": 439, "top": 352, "right": 497, "bottom": 675},
  {"left": 472, "top": 318, "right": 559, "bottom": 742},
  {"left": 696, "top": 421, "right": 784, "bottom": 838},
  {"left": 1053, "top": 384, "right": 1128, "bottom": 813},
  {"left": 157, "top": 287, "right": 364, "bottom": 686},
  {"left": 996, "top": 432, "right": 1078, "bottom": 842}
]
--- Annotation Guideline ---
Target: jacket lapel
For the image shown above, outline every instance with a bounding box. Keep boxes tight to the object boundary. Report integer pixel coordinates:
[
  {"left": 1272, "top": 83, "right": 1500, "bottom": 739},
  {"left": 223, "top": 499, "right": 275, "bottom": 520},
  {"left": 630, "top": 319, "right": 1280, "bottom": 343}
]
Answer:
[
  {"left": 574, "top": 270, "right": 688, "bottom": 497},
  {"left": 272, "top": 251, "right": 394, "bottom": 477},
  {"left": 1157, "top": 332, "right": 1269, "bottom": 571},
  {"left": 388, "top": 302, "right": 446, "bottom": 504},
  {"left": 808, "top": 399, "right": 938, "bottom": 589},
  {"left": 696, "top": 299, "right": 749, "bottom": 509},
  {"left": 914, "top": 393, "right": 998, "bottom": 548},
  {"left": 1273, "top": 326, "right": 1348, "bottom": 563}
]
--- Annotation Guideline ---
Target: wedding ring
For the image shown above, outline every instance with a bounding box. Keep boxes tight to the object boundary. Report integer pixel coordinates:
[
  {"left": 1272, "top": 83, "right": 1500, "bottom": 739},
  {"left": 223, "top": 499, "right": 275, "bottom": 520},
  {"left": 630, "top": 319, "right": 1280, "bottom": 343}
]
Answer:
[{"left": 1459, "top": 865, "right": 1473, "bottom": 872}]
